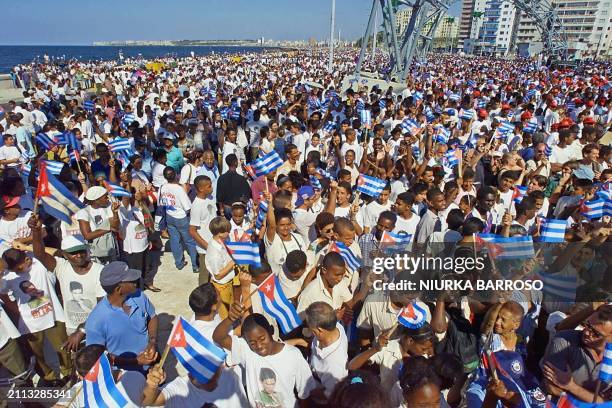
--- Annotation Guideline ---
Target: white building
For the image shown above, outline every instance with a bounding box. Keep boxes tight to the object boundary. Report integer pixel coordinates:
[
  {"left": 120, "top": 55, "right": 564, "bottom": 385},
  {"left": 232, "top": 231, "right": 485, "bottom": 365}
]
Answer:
[{"left": 476, "top": 0, "right": 519, "bottom": 55}]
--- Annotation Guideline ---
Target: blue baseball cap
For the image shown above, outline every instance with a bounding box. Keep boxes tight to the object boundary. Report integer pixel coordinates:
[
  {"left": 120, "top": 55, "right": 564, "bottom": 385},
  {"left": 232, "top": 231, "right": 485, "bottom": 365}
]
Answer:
[{"left": 295, "top": 185, "right": 315, "bottom": 207}]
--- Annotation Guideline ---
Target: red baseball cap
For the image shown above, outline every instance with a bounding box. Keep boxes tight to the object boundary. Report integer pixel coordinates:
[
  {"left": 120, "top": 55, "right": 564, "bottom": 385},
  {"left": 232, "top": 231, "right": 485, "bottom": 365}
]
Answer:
[
  {"left": 1, "top": 196, "right": 20, "bottom": 208},
  {"left": 520, "top": 111, "right": 532, "bottom": 121},
  {"left": 583, "top": 117, "right": 596, "bottom": 125},
  {"left": 478, "top": 109, "right": 487, "bottom": 118},
  {"left": 586, "top": 100, "right": 595, "bottom": 107},
  {"left": 559, "top": 118, "right": 573, "bottom": 128},
  {"left": 501, "top": 104, "right": 511, "bottom": 110},
  {"left": 473, "top": 90, "right": 481, "bottom": 97}
]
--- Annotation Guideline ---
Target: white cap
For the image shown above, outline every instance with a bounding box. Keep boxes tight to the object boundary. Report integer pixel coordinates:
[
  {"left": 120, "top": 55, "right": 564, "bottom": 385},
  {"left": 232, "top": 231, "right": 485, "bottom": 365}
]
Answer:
[
  {"left": 85, "top": 186, "right": 107, "bottom": 201},
  {"left": 61, "top": 235, "right": 88, "bottom": 253}
]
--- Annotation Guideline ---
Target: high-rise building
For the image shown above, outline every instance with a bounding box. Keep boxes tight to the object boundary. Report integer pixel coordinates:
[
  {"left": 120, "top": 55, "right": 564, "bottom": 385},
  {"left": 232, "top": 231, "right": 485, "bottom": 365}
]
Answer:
[
  {"left": 395, "top": 8, "right": 413, "bottom": 36},
  {"left": 475, "top": 0, "right": 520, "bottom": 55}
]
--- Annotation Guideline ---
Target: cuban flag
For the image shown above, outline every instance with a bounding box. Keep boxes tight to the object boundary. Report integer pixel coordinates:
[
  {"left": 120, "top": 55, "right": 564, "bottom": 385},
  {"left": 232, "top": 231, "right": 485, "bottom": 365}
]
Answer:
[
  {"left": 83, "top": 100, "right": 95, "bottom": 112},
  {"left": 54, "top": 133, "right": 68, "bottom": 145},
  {"left": 22, "top": 162, "right": 32, "bottom": 177},
  {"left": 524, "top": 122, "right": 538, "bottom": 133},
  {"left": 467, "top": 79, "right": 477, "bottom": 88},
  {"left": 225, "top": 241, "right": 261, "bottom": 267},
  {"left": 537, "top": 271, "right": 577, "bottom": 303},
  {"left": 512, "top": 185, "right": 528, "bottom": 204},
  {"left": 69, "top": 147, "right": 81, "bottom": 164},
  {"left": 219, "top": 107, "right": 229, "bottom": 120},
  {"left": 360, "top": 109, "right": 372, "bottom": 127},
  {"left": 523, "top": 89, "right": 536, "bottom": 102},
  {"left": 167, "top": 317, "right": 227, "bottom": 384},
  {"left": 317, "top": 168, "right": 333, "bottom": 179},
  {"left": 355, "top": 98, "right": 365, "bottom": 112},
  {"left": 459, "top": 110, "right": 475, "bottom": 121},
  {"left": 489, "top": 236, "right": 535, "bottom": 259},
  {"left": 328, "top": 241, "right": 361, "bottom": 271},
  {"left": 83, "top": 353, "right": 130, "bottom": 408},
  {"left": 601, "top": 342, "right": 612, "bottom": 383},
  {"left": 435, "top": 126, "right": 451, "bottom": 144},
  {"left": 379, "top": 99, "right": 386, "bottom": 109},
  {"left": 401, "top": 118, "right": 421, "bottom": 135},
  {"left": 122, "top": 113, "right": 136, "bottom": 127},
  {"left": 412, "top": 91, "right": 423, "bottom": 101},
  {"left": 64, "top": 132, "right": 81, "bottom": 151},
  {"left": 255, "top": 200, "right": 268, "bottom": 232},
  {"left": 251, "top": 151, "right": 284, "bottom": 177},
  {"left": 449, "top": 92, "right": 461, "bottom": 102},
  {"left": 381, "top": 230, "right": 412, "bottom": 244},
  {"left": 539, "top": 219, "right": 566, "bottom": 243},
  {"left": 495, "top": 121, "right": 515, "bottom": 138},
  {"left": 36, "top": 133, "right": 56, "bottom": 151},
  {"left": 322, "top": 121, "right": 336, "bottom": 133},
  {"left": 108, "top": 138, "right": 132, "bottom": 153},
  {"left": 445, "top": 150, "right": 461, "bottom": 168},
  {"left": 310, "top": 176, "right": 322, "bottom": 190},
  {"left": 398, "top": 302, "right": 427, "bottom": 329},
  {"left": 257, "top": 273, "right": 302, "bottom": 334},
  {"left": 580, "top": 198, "right": 605, "bottom": 219},
  {"left": 36, "top": 162, "right": 85, "bottom": 224},
  {"left": 44, "top": 160, "right": 65, "bottom": 176},
  {"left": 103, "top": 181, "right": 132, "bottom": 197},
  {"left": 356, "top": 174, "right": 386, "bottom": 198}
]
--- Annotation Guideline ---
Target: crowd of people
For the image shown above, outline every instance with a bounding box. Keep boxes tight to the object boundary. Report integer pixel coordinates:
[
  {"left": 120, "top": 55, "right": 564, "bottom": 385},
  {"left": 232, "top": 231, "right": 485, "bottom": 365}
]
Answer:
[{"left": 0, "top": 48, "right": 610, "bottom": 407}]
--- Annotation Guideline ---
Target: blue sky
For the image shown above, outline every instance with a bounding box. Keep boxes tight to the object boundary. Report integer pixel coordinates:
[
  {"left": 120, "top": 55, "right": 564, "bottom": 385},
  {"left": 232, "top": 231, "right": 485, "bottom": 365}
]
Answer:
[{"left": 2, "top": 0, "right": 461, "bottom": 45}]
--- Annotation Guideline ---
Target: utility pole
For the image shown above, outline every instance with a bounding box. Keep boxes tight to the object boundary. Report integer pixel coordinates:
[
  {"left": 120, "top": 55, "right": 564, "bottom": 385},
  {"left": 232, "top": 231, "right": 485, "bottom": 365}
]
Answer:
[
  {"left": 328, "top": 0, "right": 336, "bottom": 72},
  {"left": 372, "top": 6, "right": 378, "bottom": 59}
]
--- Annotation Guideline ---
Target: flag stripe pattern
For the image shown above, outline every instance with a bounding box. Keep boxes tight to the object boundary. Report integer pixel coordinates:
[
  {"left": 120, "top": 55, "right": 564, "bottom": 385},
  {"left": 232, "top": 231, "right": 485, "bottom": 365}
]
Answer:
[
  {"left": 38, "top": 164, "right": 86, "bottom": 224},
  {"left": 356, "top": 174, "right": 386, "bottom": 198},
  {"left": 169, "top": 317, "right": 227, "bottom": 385},
  {"left": 108, "top": 138, "right": 132, "bottom": 152},
  {"left": 329, "top": 241, "right": 361, "bottom": 271},
  {"left": 539, "top": 219, "right": 566, "bottom": 243},
  {"left": 537, "top": 271, "right": 577, "bottom": 302},
  {"left": 225, "top": 241, "right": 261, "bottom": 267},
  {"left": 83, "top": 353, "right": 129, "bottom": 408},
  {"left": 251, "top": 151, "right": 284, "bottom": 177},
  {"left": 398, "top": 302, "right": 427, "bottom": 328},
  {"left": 258, "top": 274, "right": 302, "bottom": 334},
  {"left": 601, "top": 342, "right": 612, "bottom": 383}
]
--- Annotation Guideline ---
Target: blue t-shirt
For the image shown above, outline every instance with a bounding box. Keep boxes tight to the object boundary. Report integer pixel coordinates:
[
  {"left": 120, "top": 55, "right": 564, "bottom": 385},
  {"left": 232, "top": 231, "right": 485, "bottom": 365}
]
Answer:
[{"left": 85, "top": 290, "right": 156, "bottom": 371}]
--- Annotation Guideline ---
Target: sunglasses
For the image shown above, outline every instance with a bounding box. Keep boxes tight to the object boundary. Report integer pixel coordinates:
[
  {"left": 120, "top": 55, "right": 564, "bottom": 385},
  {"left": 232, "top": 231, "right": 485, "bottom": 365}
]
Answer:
[{"left": 583, "top": 322, "right": 603, "bottom": 338}]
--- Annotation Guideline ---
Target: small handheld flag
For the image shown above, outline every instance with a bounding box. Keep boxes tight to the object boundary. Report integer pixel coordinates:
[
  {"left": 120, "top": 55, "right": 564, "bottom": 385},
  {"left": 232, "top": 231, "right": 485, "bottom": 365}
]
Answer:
[
  {"left": 356, "top": 174, "right": 387, "bottom": 198},
  {"left": 360, "top": 110, "right": 372, "bottom": 127},
  {"left": 512, "top": 185, "right": 528, "bottom": 204},
  {"left": 328, "top": 241, "right": 361, "bottom": 271},
  {"left": 523, "top": 122, "right": 537, "bottom": 133},
  {"left": 103, "top": 181, "right": 132, "bottom": 197},
  {"left": 108, "top": 138, "right": 132, "bottom": 153},
  {"left": 83, "top": 353, "right": 130, "bottom": 408},
  {"left": 537, "top": 270, "right": 577, "bottom": 302},
  {"left": 251, "top": 151, "right": 284, "bottom": 177},
  {"left": 310, "top": 176, "right": 322, "bottom": 190},
  {"left": 398, "top": 302, "right": 427, "bottom": 329},
  {"left": 257, "top": 273, "right": 302, "bottom": 334},
  {"left": 380, "top": 230, "right": 412, "bottom": 245},
  {"left": 225, "top": 241, "right": 261, "bottom": 267},
  {"left": 539, "top": 219, "right": 566, "bottom": 243},
  {"left": 36, "top": 133, "right": 56, "bottom": 151},
  {"left": 36, "top": 162, "right": 85, "bottom": 224},
  {"left": 600, "top": 342, "right": 612, "bottom": 383},
  {"left": 167, "top": 317, "right": 227, "bottom": 385},
  {"left": 580, "top": 198, "right": 605, "bottom": 219},
  {"left": 43, "top": 160, "right": 65, "bottom": 176}
]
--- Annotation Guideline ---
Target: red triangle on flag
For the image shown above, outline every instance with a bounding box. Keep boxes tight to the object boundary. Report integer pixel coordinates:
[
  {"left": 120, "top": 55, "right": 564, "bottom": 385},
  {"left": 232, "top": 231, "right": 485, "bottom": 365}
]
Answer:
[
  {"left": 357, "top": 175, "right": 365, "bottom": 186},
  {"left": 329, "top": 242, "right": 340, "bottom": 253},
  {"left": 402, "top": 303, "right": 416, "bottom": 319},
  {"left": 84, "top": 358, "right": 100, "bottom": 382},
  {"left": 380, "top": 231, "right": 394, "bottom": 244},
  {"left": 36, "top": 162, "right": 52, "bottom": 198},
  {"left": 168, "top": 319, "right": 187, "bottom": 348},
  {"left": 258, "top": 273, "right": 275, "bottom": 301}
]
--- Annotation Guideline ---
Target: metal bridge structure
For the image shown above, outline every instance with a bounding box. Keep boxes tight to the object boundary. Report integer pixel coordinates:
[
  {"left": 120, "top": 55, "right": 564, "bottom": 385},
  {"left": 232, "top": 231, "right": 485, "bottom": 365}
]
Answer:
[{"left": 352, "top": 0, "right": 567, "bottom": 83}]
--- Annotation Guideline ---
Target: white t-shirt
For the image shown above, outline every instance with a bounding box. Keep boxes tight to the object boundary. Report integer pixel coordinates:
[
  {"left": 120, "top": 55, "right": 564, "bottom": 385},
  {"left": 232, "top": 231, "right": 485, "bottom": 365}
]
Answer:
[
  {"left": 264, "top": 233, "right": 307, "bottom": 276},
  {"left": 393, "top": 213, "right": 420, "bottom": 239},
  {"left": 310, "top": 324, "right": 348, "bottom": 398},
  {"left": 361, "top": 200, "right": 392, "bottom": 230},
  {"left": 119, "top": 206, "right": 149, "bottom": 254},
  {"left": 54, "top": 258, "right": 104, "bottom": 333},
  {"left": 0, "top": 259, "right": 65, "bottom": 334},
  {"left": 550, "top": 145, "right": 577, "bottom": 164},
  {"left": 57, "top": 370, "right": 145, "bottom": 408},
  {"left": 159, "top": 183, "right": 192, "bottom": 219},
  {"left": 0, "top": 303, "right": 21, "bottom": 349},
  {"left": 205, "top": 239, "right": 235, "bottom": 285},
  {"left": 0, "top": 210, "right": 32, "bottom": 243},
  {"left": 160, "top": 369, "right": 249, "bottom": 408},
  {"left": 189, "top": 197, "right": 216, "bottom": 255},
  {"left": 0, "top": 145, "right": 22, "bottom": 168},
  {"left": 179, "top": 163, "right": 200, "bottom": 186},
  {"left": 151, "top": 162, "right": 166, "bottom": 188},
  {"left": 293, "top": 208, "right": 318, "bottom": 244},
  {"left": 230, "top": 337, "right": 317, "bottom": 407}
]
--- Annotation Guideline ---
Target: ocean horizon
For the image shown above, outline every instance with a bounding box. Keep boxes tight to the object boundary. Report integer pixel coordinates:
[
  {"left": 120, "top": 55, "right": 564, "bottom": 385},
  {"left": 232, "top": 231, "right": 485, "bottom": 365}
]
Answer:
[{"left": 0, "top": 45, "right": 274, "bottom": 74}]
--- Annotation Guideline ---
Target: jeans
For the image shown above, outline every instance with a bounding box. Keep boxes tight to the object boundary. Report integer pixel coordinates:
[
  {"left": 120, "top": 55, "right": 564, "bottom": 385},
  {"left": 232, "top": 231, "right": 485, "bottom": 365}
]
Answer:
[{"left": 166, "top": 214, "right": 198, "bottom": 270}]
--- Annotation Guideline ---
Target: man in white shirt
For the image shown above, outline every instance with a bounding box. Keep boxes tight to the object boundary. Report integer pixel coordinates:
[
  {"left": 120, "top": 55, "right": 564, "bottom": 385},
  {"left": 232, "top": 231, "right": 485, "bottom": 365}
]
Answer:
[
  {"left": 189, "top": 175, "right": 216, "bottom": 285},
  {"left": 305, "top": 302, "right": 348, "bottom": 402},
  {"left": 158, "top": 167, "right": 199, "bottom": 272}
]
